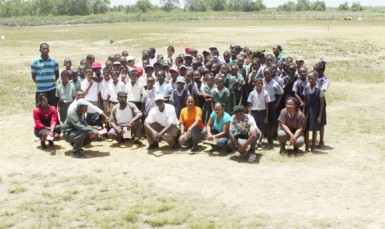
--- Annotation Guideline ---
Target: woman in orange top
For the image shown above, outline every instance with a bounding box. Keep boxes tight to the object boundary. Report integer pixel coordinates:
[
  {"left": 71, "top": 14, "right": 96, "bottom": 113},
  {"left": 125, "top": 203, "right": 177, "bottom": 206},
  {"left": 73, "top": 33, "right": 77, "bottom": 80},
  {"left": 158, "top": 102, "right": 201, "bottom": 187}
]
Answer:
[{"left": 178, "top": 95, "right": 205, "bottom": 152}]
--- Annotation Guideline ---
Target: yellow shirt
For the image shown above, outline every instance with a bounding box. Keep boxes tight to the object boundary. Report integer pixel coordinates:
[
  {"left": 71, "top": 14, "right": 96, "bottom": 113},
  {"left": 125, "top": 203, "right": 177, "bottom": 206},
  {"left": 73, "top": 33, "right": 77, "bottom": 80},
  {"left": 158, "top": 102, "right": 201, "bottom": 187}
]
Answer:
[{"left": 179, "top": 106, "right": 204, "bottom": 130}]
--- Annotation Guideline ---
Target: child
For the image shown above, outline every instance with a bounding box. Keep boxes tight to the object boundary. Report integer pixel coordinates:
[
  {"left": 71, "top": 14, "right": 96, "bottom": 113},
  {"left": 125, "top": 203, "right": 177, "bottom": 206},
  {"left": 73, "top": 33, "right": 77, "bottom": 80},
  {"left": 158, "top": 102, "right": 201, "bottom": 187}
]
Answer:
[
  {"left": 215, "top": 63, "right": 231, "bottom": 89},
  {"left": 185, "top": 70, "right": 200, "bottom": 102},
  {"left": 170, "top": 76, "right": 189, "bottom": 118},
  {"left": 211, "top": 75, "right": 230, "bottom": 113},
  {"left": 247, "top": 78, "right": 270, "bottom": 149},
  {"left": 229, "top": 64, "right": 245, "bottom": 111},
  {"left": 201, "top": 74, "right": 215, "bottom": 125},
  {"left": 70, "top": 69, "right": 81, "bottom": 91},
  {"left": 126, "top": 70, "right": 145, "bottom": 109},
  {"left": 120, "top": 67, "right": 129, "bottom": 84},
  {"left": 263, "top": 66, "right": 283, "bottom": 144},
  {"left": 169, "top": 68, "right": 179, "bottom": 89},
  {"left": 303, "top": 70, "right": 324, "bottom": 152},
  {"left": 63, "top": 58, "right": 72, "bottom": 70},
  {"left": 100, "top": 68, "right": 112, "bottom": 117},
  {"left": 281, "top": 63, "right": 298, "bottom": 110},
  {"left": 166, "top": 45, "right": 175, "bottom": 67},
  {"left": 141, "top": 76, "right": 158, "bottom": 118},
  {"left": 314, "top": 60, "right": 329, "bottom": 148},
  {"left": 81, "top": 68, "right": 100, "bottom": 107},
  {"left": 193, "top": 70, "right": 205, "bottom": 108},
  {"left": 56, "top": 70, "right": 75, "bottom": 123},
  {"left": 107, "top": 71, "right": 126, "bottom": 110},
  {"left": 293, "top": 66, "right": 308, "bottom": 111}
]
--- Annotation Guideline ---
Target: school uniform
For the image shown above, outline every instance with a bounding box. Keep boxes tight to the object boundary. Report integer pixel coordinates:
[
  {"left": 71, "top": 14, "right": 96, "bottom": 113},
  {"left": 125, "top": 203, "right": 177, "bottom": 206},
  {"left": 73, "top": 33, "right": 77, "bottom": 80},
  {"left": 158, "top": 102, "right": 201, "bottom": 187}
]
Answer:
[
  {"left": 184, "top": 80, "right": 200, "bottom": 96},
  {"left": 126, "top": 81, "right": 145, "bottom": 109},
  {"left": 292, "top": 78, "right": 308, "bottom": 107},
  {"left": 317, "top": 75, "right": 329, "bottom": 127},
  {"left": 247, "top": 89, "right": 271, "bottom": 133},
  {"left": 141, "top": 87, "right": 158, "bottom": 115},
  {"left": 211, "top": 87, "right": 230, "bottom": 114},
  {"left": 70, "top": 79, "right": 81, "bottom": 91},
  {"left": 99, "top": 78, "right": 112, "bottom": 115},
  {"left": 81, "top": 80, "right": 100, "bottom": 107},
  {"left": 56, "top": 82, "right": 75, "bottom": 123},
  {"left": 170, "top": 88, "right": 189, "bottom": 118},
  {"left": 229, "top": 74, "right": 245, "bottom": 114},
  {"left": 201, "top": 85, "right": 215, "bottom": 125},
  {"left": 155, "top": 81, "right": 173, "bottom": 100},
  {"left": 107, "top": 81, "right": 126, "bottom": 109},
  {"left": 303, "top": 84, "right": 325, "bottom": 131},
  {"left": 263, "top": 79, "right": 283, "bottom": 126}
]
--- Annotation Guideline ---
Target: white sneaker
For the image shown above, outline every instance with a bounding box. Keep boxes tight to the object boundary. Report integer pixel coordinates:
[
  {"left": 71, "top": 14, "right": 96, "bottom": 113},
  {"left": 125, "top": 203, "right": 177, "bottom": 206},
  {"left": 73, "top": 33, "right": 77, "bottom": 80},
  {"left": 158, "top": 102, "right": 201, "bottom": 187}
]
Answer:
[{"left": 248, "top": 154, "right": 257, "bottom": 163}]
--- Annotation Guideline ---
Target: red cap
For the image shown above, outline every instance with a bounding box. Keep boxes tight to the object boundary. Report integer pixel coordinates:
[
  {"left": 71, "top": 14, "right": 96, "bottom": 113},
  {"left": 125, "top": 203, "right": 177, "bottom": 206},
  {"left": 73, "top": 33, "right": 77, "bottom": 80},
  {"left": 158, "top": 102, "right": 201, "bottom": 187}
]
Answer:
[
  {"left": 185, "top": 46, "right": 192, "bottom": 54},
  {"left": 134, "top": 67, "right": 143, "bottom": 76},
  {"left": 91, "top": 61, "right": 102, "bottom": 69},
  {"left": 169, "top": 68, "right": 179, "bottom": 74}
]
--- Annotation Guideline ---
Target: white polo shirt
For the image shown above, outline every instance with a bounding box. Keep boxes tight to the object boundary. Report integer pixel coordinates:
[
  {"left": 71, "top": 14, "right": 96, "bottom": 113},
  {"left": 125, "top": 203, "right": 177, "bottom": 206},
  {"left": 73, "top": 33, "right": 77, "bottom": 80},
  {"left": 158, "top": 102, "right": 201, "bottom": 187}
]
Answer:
[
  {"left": 145, "top": 104, "right": 179, "bottom": 127},
  {"left": 126, "top": 81, "right": 144, "bottom": 102},
  {"left": 247, "top": 89, "right": 271, "bottom": 111},
  {"left": 81, "top": 80, "right": 100, "bottom": 102},
  {"left": 263, "top": 79, "right": 283, "bottom": 102},
  {"left": 154, "top": 81, "right": 173, "bottom": 97},
  {"left": 107, "top": 81, "right": 126, "bottom": 103},
  {"left": 99, "top": 78, "right": 111, "bottom": 100}
]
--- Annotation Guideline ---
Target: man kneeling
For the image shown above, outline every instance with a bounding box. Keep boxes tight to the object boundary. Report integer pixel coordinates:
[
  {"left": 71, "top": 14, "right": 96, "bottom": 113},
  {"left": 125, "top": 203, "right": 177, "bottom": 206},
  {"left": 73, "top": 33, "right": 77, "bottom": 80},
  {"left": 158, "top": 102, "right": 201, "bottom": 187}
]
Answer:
[
  {"left": 62, "top": 99, "right": 100, "bottom": 158},
  {"left": 108, "top": 91, "right": 143, "bottom": 145}
]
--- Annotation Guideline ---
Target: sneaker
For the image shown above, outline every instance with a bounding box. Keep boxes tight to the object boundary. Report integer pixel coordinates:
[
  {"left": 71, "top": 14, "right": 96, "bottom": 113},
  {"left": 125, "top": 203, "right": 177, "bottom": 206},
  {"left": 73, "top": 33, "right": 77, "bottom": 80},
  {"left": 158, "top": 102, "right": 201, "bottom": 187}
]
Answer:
[
  {"left": 48, "top": 141, "right": 54, "bottom": 146},
  {"left": 40, "top": 141, "right": 47, "bottom": 149},
  {"left": 248, "top": 154, "right": 257, "bottom": 163},
  {"left": 191, "top": 145, "right": 198, "bottom": 152},
  {"left": 147, "top": 142, "right": 159, "bottom": 150}
]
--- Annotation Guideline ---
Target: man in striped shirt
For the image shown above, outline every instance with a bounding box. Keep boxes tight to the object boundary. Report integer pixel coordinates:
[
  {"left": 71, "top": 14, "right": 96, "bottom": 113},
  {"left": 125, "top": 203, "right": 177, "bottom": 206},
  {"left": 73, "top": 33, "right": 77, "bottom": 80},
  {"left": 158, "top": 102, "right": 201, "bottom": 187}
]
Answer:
[{"left": 31, "top": 43, "right": 59, "bottom": 106}]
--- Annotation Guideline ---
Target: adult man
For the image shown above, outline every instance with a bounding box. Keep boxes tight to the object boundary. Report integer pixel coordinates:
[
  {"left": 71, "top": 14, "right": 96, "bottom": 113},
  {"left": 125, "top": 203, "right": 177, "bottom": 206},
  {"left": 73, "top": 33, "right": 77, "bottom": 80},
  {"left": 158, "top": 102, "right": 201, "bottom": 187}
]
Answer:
[
  {"left": 62, "top": 99, "right": 99, "bottom": 158},
  {"left": 227, "top": 105, "right": 260, "bottom": 163},
  {"left": 31, "top": 43, "right": 60, "bottom": 106},
  {"left": 144, "top": 94, "right": 179, "bottom": 150},
  {"left": 108, "top": 91, "right": 143, "bottom": 145}
]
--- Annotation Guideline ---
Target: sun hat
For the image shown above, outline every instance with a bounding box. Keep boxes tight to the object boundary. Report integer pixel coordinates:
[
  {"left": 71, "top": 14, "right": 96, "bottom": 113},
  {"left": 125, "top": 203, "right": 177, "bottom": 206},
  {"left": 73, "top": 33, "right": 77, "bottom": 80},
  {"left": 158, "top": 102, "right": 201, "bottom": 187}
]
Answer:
[
  {"left": 77, "top": 98, "right": 88, "bottom": 107},
  {"left": 155, "top": 93, "right": 165, "bottom": 101},
  {"left": 176, "top": 76, "right": 186, "bottom": 84}
]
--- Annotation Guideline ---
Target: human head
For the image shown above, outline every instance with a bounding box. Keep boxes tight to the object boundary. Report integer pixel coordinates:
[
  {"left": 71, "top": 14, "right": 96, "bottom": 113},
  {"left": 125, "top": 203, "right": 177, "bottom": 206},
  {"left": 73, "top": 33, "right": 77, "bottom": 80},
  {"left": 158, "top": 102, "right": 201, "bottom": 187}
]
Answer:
[
  {"left": 147, "top": 76, "right": 155, "bottom": 89},
  {"left": 37, "top": 93, "right": 49, "bottom": 108},
  {"left": 129, "top": 70, "right": 139, "bottom": 83},
  {"left": 61, "top": 70, "right": 71, "bottom": 84},
  {"left": 298, "top": 66, "right": 308, "bottom": 81},
  {"left": 76, "top": 98, "right": 88, "bottom": 114},
  {"left": 233, "top": 105, "right": 245, "bottom": 120},
  {"left": 216, "top": 75, "right": 224, "bottom": 89},
  {"left": 186, "top": 95, "right": 195, "bottom": 109},
  {"left": 148, "top": 47, "right": 156, "bottom": 59},
  {"left": 265, "top": 54, "right": 274, "bottom": 65},
  {"left": 117, "top": 91, "right": 128, "bottom": 105},
  {"left": 205, "top": 73, "right": 214, "bottom": 86},
  {"left": 75, "top": 89, "right": 84, "bottom": 100},
  {"left": 155, "top": 93, "right": 165, "bottom": 110},
  {"left": 63, "top": 58, "right": 72, "bottom": 70},
  {"left": 121, "top": 50, "right": 129, "bottom": 57},
  {"left": 255, "top": 78, "right": 263, "bottom": 91},
  {"left": 264, "top": 66, "right": 273, "bottom": 82},
  {"left": 272, "top": 45, "right": 282, "bottom": 56},
  {"left": 308, "top": 70, "right": 318, "bottom": 86},
  {"left": 39, "top": 43, "right": 50, "bottom": 58},
  {"left": 167, "top": 45, "right": 175, "bottom": 58},
  {"left": 85, "top": 69, "right": 93, "bottom": 80},
  {"left": 287, "top": 63, "right": 297, "bottom": 77},
  {"left": 103, "top": 68, "right": 111, "bottom": 80},
  {"left": 213, "top": 102, "right": 224, "bottom": 115},
  {"left": 286, "top": 97, "right": 298, "bottom": 112},
  {"left": 223, "top": 51, "right": 231, "bottom": 63},
  {"left": 111, "top": 71, "right": 119, "bottom": 82}
]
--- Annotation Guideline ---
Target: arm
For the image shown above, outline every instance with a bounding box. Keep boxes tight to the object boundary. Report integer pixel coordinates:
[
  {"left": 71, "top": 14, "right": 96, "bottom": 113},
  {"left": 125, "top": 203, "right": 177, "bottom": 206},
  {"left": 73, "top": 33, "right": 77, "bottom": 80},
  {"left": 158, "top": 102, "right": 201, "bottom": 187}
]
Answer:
[
  {"left": 264, "top": 103, "right": 269, "bottom": 124},
  {"left": 247, "top": 102, "right": 252, "bottom": 115},
  {"left": 294, "top": 92, "right": 303, "bottom": 107},
  {"left": 31, "top": 73, "right": 37, "bottom": 83},
  {"left": 238, "top": 86, "right": 243, "bottom": 105},
  {"left": 275, "top": 94, "right": 283, "bottom": 109},
  {"left": 83, "top": 80, "right": 93, "bottom": 97},
  {"left": 33, "top": 108, "right": 46, "bottom": 130},
  {"left": 205, "top": 118, "right": 214, "bottom": 140},
  {"left": 55, "top": 69, "right": 59, "bottom": 81},
  {"left": 317, "top": 96, "right": 324, "bottom": 124},
  {"left": 229, "top": 129, "right": 239, "bottom": 148}
]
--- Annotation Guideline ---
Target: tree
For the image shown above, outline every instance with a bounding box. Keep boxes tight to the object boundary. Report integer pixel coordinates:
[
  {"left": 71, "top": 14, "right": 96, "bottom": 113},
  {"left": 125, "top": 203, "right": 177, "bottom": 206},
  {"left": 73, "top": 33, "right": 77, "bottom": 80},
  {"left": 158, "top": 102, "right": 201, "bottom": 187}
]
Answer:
[
  {"left": 296, "top": 0, "right": 310, "bottom": 11},
  {"left": 31, "top": 0, "right": 58, "bottom": 16},
  {"left": 311, "top": 0, "right": 325, "bottom": 11},
  {"left": 351, "top": 2, "right": 363, "bottom": 11},
  {"left": 209, "top": 0, "right": 227, "bottom": 11},
  {"left": 277, "top": 1, "right": 296, "bottom": 11},
  {"left": 254, "top": 0, "right": 266, "bottom": 11},
  {"left": 92, "top": 0, "right": 110, "bottom": 14},
  {"left": 185, "top": 0, "right": 207, "bottom": 11},
  {"left": 160, "top": 0, "right": 179, "bottom": 12},
  {"left": 337, "top": 2, "right": 349, "bottom": 11},
  {"left": 136, "top": 0, "right": 153, "bottom": 13}
]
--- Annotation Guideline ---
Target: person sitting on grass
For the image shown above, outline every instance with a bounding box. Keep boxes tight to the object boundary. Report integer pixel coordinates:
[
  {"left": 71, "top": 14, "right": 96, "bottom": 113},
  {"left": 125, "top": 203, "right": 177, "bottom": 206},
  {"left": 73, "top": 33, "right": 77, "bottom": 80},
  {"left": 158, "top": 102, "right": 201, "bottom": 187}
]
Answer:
[
  {"left": 61, "top": 98, "right": 100, "bottom": 158},
  {"left": 178, "top": 95, "right": 205, "bottom": 152},
  {"left": 144, "top": 94, "right": 180, "bottom": 150},
  {"left": 33, "top": 93, "right": 61, "bottom": 149},
  {"left": 227, "top": 105, "right": 260, "bottom": 163},
  {"left": 108, "top": 91, "right": 143, "bottom": 145},
  {"left": 202, "top": 102, "right": 232, "bottom": 152},
  {"left": 277, "top": 97, "right": 305, "bottom": 154}
]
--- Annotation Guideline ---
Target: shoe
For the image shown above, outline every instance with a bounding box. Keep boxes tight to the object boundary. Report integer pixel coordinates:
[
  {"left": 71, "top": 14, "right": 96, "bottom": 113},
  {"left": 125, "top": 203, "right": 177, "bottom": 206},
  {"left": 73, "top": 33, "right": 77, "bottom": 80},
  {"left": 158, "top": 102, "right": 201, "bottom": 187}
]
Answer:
[
  {"left": 191, "top": 145, "right": 198, "bottom": 152},
  {"left": 134, "top": 140, "right": 143, "bottom": 146},
  {"left": 279, "top": 146, "right": 286, "bottom": 154},
  {"left": 293, "top": 147, "right": 300, "bottom": 154},
  {"left": 257, "top": 143, "right": 263, "bottom": 151},
  {"left": 248, "top": 154, "right": 257, "bottom": 163},
  {"left": 40, "top": 141, "right": 47, "bottom": 149},
  {"left": 48, "top": 141, "right": 54, "bottom": 146},
  {"left": 208, "top": 148, "right": 215, "bottom": 152},
  {"left": 268, "top": 138, "right": 273, "bottom": 144},
  {"left": 71, "top": 151, "right": 86, "bottom": 158},
  {"left": 147, "top": 142, "right": 159, "bottom": 150},
  {"left": 170, "top": 143, "right": 180, "bottom": 149}
]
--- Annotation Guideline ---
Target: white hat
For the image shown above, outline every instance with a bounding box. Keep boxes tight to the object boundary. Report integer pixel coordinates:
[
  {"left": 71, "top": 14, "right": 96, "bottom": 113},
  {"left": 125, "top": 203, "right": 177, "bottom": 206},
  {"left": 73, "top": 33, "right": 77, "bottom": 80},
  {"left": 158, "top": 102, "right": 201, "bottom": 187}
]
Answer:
[
  {"left": 77, "top": 98, "right": 88, "bottom": 107},
  {"left": 155, "top": 93, "right": 165, "bottom": 101},
  {"left": 127, "top": 56, "right": 135, "bottom": 61}
]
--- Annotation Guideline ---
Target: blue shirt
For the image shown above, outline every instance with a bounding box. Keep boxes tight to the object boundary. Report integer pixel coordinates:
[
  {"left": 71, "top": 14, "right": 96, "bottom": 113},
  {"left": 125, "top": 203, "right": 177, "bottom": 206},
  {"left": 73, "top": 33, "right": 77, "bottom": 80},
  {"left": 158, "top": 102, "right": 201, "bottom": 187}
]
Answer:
[
  {"left": 31, "top": 56, "right": 59, "bottom": 92},
  {"left": 210, "top": 111, "right": 231, "bottom": 132}
]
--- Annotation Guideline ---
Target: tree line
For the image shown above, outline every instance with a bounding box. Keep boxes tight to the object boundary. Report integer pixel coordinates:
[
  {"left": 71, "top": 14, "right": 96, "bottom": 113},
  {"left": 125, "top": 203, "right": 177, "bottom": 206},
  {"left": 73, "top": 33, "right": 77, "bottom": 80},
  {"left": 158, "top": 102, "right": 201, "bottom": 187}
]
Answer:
[{"left": 0, "top": 0, "right": 366, "bottom": 17}]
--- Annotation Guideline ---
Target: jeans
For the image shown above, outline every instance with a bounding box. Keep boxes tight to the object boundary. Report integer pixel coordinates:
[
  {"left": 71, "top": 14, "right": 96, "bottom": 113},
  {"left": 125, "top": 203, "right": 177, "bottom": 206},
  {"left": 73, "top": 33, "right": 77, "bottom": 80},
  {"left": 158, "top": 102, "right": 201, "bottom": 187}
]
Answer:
[{"left": 201, "top": 129, "right": 230, "bottom": 150}]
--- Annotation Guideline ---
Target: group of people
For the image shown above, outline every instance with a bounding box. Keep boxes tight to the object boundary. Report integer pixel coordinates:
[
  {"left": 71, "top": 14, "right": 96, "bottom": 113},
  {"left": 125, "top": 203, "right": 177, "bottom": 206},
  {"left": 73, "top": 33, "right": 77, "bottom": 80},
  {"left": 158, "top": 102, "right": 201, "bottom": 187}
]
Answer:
[{"left": 32, "top": 42, "right": 329, "bottom": 161}]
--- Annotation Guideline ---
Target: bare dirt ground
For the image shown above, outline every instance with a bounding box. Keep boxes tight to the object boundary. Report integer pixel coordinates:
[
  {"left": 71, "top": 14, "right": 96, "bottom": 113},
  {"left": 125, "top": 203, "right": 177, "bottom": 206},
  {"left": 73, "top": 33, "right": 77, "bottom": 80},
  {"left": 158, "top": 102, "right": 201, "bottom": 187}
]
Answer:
[{"left": 0, "top": 20, "right": 385, "bottom": 228}]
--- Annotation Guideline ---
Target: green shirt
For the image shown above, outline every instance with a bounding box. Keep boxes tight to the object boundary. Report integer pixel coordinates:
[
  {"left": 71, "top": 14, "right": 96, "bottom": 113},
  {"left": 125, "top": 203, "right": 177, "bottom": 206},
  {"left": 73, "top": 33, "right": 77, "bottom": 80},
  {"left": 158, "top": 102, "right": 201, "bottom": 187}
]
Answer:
[
  {"left": 62, "top": 109, "right": 96, "bottom": 134},
  {"left": 56, "top": 83, "right": 75, "bottom": 103}
]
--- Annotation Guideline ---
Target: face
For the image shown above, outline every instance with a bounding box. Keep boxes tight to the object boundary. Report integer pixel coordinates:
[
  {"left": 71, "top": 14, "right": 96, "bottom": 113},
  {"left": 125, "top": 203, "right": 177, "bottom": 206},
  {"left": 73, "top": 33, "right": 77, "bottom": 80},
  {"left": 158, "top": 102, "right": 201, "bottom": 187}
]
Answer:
[
  {"left": 179, "top": 68, "right": 187, "bottom": 76},
  {"left": 272, "top": 46, "right": 280, "bottom": 56},
  {"left": 230, "top": 66, "right": 237, "bottom": 76},
  {"left": 64, "top": 59, "right": 72, "bottom": 68},
  {"left": 157, "top": 72, "right": 165, "bottom": 82},
  {"left": 72, "top": 70, "right": 79, "bottom": 80},
  {"left": 122, "top": 51, "right": 128, "bottom": 57},
  {"left": 106, "top": 61, "right": 112, "bottom": 70},
  {"left": 186, "top": 97, "right": 195, "bottom": 108},
  {"left": 61, "top": 74, "right": 69, "bottom": 84},
  {"left": 214, "top": 104, "right": 223, "bottom": 114},
  {"left": 40, "top": 44, "right": 50, "bottom": 56},
  {"left": 217, "top": 78, "right": 224, "bottom": 89},
  {"left": 170, "top": 72, "right": 178, "bottom": 80},
  {"left": 118, "top": 95, "right": 127, "bottom": 105},
  {"left": 147, "top": 78, "right": 155, "bottom": 88},
  {"left": 130, "top": 74, "right": 138, "bottom": 83},
  {"left": 266, "top": 56, "right": 274, "bottom": 65},
  {"left": 86, "top": 71, "right": 93, "bottom": 80},
  {"left": 224, "top": 52, "right": 230, "bottom": 62},
  {"left": 177, "top": 82, "right": 184, "bottom": 90},
  {"left": 286, "top": 99, "right": 296, "bottom": 112},
  {"left": 185, "top": 58, "right": 192, "bottom": 66},
  {"left": 206, "top": 76, "right": 214, "bottom": 86},
  {"left": 185, "top": 72, "right": 193, "bottom": 82},
  {"left": 167, "top": 48, "right": 174, "bottom": 57},
  {"left": 145, "top": 68, "right": 154, "bottom": 75},
  {"left": 103, "top": 71, "right": 110, "bottom": 80},
  {"left": 288, "top": 65, "right": 297, "bottom": 76},
  {"left": 256, "top": 81, "right": 263, "bottom": 90},
  {"left": 80, "top": 60, "right": 87, "bottom": 66},
  {"left": 39, "top": 96, "right": 48, "bottom": 107},
  {"left": 78, "top": 105, "right": 88, "bottom": 114},
  {"left": 220, "top": 65, "right": 228, "bottom": 75},
  {"left": 154, "top": 65, "right": 161, "bottom": 72},
  {"left": 298, "top": 67, "right": 307, "bottom": 80},
  {"left": 235, "top": 112, "right": 244, "bottom": 121},
  {"left": 308, "top": 73, "right": 316, "bottom": 86},
  {"left": 157, "top": 55, "right": 164, "bottom": 62},
  {"left": 251, "top": 62, "right": 260, "bottom": 71},
  {"left": 155, "top": 100, "right": 165, "bottom": 109},
  {"left": 264, "top": 69, "right": 272, "bottom": 81},
  {"left": 76, "top": 91, "right": 84, "bottom": 99},
  {"left": 211, "top": 64, "right": 218, "bottom": 73},
  {"left": 236, "top": 57, "right": 244, "bottom": 67},
  {"left": 112, "top": 73, "right": 119, "bottom": 82},
  {"left": 193, "top": 72, "right": 201, "bottom": 81}
]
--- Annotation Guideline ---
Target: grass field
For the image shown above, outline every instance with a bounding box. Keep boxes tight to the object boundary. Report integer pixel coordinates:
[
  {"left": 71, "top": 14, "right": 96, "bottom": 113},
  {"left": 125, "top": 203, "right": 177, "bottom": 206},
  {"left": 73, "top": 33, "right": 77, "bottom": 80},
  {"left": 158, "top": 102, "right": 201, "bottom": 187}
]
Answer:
[{"left": 0, "top": 19, "right": 385, "bottom": 228}]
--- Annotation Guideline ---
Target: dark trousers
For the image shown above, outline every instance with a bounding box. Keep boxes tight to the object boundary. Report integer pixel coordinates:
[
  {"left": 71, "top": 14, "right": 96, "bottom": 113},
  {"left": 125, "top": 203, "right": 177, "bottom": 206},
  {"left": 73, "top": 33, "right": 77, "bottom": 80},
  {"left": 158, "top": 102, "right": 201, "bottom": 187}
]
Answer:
[
  {"left": 63, "top": 130, "right": 92, "bottom": 152},
  {"left": 35, "top": 88, "right": 57, "bottom": 107}
]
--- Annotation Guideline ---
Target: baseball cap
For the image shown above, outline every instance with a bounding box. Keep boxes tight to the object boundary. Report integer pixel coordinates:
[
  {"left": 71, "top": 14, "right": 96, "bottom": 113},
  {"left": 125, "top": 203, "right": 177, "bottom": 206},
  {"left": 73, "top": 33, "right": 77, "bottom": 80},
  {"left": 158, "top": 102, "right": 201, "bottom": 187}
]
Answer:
[
  {"left": 77, "top": 98, "right": 88, "bottom": 107},
  {"left": 155, "top": 93, "right": 165, "bottom": 101},
  {"left": 91, "top": 62, "right": 102, "bottom": 69}
]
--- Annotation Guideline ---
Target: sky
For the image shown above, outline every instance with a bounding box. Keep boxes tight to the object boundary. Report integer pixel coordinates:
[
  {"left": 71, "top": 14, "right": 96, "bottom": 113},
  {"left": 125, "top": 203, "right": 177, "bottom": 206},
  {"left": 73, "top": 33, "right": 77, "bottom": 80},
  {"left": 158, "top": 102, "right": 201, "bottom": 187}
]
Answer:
[{"left": 110, "top": 0, "right": 385, "bottom": 8}]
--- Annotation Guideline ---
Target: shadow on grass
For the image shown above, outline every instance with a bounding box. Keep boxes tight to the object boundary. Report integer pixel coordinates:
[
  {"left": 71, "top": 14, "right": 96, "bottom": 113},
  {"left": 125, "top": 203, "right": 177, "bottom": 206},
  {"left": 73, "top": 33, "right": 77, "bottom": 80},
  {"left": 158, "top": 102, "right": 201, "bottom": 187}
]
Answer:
[
  {"left": 36, "top": 144, "right": 64, "bottom": 156},
  {"left": 64, "top": 150, "right": 110, "bottom": 158},
  {"left": 230, "top": 153, "right": 262, "bottom": 164}
]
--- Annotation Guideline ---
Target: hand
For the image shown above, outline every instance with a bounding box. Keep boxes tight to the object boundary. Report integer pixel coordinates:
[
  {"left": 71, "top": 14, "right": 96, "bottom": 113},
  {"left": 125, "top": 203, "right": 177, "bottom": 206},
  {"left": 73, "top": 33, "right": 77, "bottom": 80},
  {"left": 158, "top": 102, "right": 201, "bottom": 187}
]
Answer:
[
  {"left": 153, "top": 131, "right": 160, "bottom": 141},
  {"left": 238, "top": 145, "right": 247, "bottom": 154},
  {"left": 127, "top": 120, "right": 133, "bottom": 128},
  {"left": 317, "top": 116, "right": 322, "bottom": 124},
  {"left": 206, "top": 134, "right": 214, "bottom": 141},
  {"left": 300, "top": 101, "right": 304, "bottom": 107},
  {"left": 118, "top": 128, "right": 124, "bottom": 136},
  {"left": 89, "top": 80, "right": 93, "bottom": 86},
  {"left": 186, "top": 130, "right": 192, "bottom": 139},
  {"left": 289, "top": 136, "right": 297, "bottom": 146}
]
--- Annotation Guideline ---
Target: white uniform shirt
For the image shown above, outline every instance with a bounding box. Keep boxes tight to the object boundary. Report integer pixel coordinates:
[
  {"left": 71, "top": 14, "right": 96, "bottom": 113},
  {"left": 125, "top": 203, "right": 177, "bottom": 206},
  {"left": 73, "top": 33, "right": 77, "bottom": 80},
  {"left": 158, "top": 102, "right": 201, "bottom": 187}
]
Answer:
[
  {"left": 145, "top": 104, "right": 179, "bottom": 127},
  {"left": 247, "top": 89, "right": 271, "bottom": 111}
]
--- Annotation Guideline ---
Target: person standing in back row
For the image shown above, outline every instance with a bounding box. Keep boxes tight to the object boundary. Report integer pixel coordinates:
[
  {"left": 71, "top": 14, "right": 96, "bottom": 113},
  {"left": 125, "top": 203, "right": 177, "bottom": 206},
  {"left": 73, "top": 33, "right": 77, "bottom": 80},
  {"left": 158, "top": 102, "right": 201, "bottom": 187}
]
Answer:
[{"left": 31, "top": 43, "right": 60, "bottom": 106}]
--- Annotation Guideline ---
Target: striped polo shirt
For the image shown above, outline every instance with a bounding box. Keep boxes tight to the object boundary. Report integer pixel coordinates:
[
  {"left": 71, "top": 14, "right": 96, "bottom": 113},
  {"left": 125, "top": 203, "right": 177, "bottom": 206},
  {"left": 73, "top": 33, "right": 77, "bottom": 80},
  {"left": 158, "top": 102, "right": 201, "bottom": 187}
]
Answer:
[{"left": 31, "top": 56, "right": 59, "bottom": 92}]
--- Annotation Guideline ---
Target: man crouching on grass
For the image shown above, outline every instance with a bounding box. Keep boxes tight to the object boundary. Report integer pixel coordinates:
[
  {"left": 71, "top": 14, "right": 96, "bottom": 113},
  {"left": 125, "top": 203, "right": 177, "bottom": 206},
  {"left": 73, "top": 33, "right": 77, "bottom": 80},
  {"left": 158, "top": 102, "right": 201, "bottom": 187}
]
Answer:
[{"left": 62, "top": 98, "right": 100, "bottom": 158}]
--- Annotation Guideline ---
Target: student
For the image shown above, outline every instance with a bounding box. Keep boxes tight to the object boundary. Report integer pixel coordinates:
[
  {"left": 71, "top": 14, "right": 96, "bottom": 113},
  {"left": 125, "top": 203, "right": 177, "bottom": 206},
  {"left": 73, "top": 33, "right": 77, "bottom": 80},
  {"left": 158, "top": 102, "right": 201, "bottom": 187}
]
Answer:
[
  {"left": 81, "top": 68, "right": 101, "bottom": 108},
  {"left": 63, "top": 58, "right": 72, "bottom": 70},
  {"left": 140, "top": 65, "right": 154, "bottom": 87},
  {"left": 91, "top": 62, "right": 102, "bottom": 80},
  {"left": 277, "top": 97, "right": 305, "bottom": 154},
  {"left": 144, "top": 94, "right": 180, "bottom": 150},
  {"left": 78, "top": 65, "right": 86, "bottom": 85},
  {"left": 178, "top": 95, "right": 205, "bottom": 152},
  {"left": 108, "top": 91, "right": 143, "bottom": 145},
  {"left": 193, "top": 70, "right": 205, "bottom": 108},
  {"left": 170, "top": 76, "right": 189, "bottom": 118},
  {"left": 56, "top": 70, "right": 75, "bottom": 123},
  {"left": 70, "top": 69, "right": 81, "bottom": 91},
  {"left": 166, "top": 45, "right": 175, "bottom": 67},
  {"left": 125, "top": 70, "right": 145, "bottom": 109},
  {"left": 215, "top": 63, "right": 231, "bottom": 89},
  {"left": 169, "top": 68, "right": 179, "bottom": 89},
  {"left": 272, "top": 45, "right": 285, "bottom": 65},
  {"left": 100, "top": 68, "right": 112, "bottom": 117},
  {"left": 148, "top": 47, "right": 157, "bottom": 66},
  {"left": 107, "top": 71, "right": 126, "bottom": 109},
  {"left": 211, "top": 75, "right": 230, "bottom": 114},
  {"left": 174, "top": 56, "right": 183, "bottom": 69},
  {"left": 303, "top": 71, "right": 324, "bottom": 152},
  {"left": 292, "top": 66, "right": 308, "bottom": 110},
  {"left": 227, "top": 105, "right": 260, "bottom": 163},
  {"left": 184, "top": 70, "right": 200, "bottom": 100},
  {"left": 282, "top": 63, "right": 299, "bottom": 107},
  {"left": 127, "top": 56, "right": 136, "bottom": 72},
  {"left": 229, "top": 64, "right": 245, "bottom": 112},
  {"left": 154, "top": 70, "right": 173, "bottom": 101},
  {"left": 247, "top": 78, "right": 270, "bottom": 149},
  {"left": 314, "top": 60, "right": 329, "bottom": 148},
  {"left": 120, "top": 67, "right": 129, "bottom": 84},
  {"left": 263, "top": 66, "right": 283, "bottom": 144},
  {"left": 33, "top": 93, "right": 61, "bottom": 149},
  {"left": 85, "top": 54, "right": 95, "bottom": 69},
  {"left": 201, "top": 74, "right": 215, "bottom": 125},
  {"left": 141, "top": 76, "right": 158, "bottom": 117}
]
